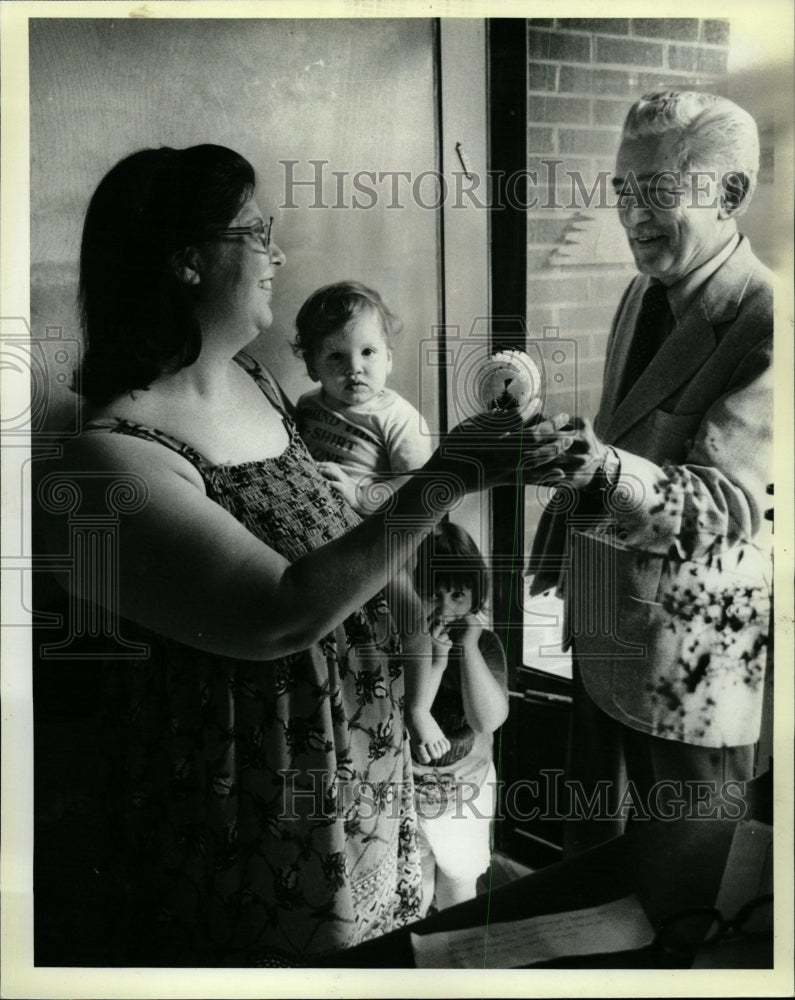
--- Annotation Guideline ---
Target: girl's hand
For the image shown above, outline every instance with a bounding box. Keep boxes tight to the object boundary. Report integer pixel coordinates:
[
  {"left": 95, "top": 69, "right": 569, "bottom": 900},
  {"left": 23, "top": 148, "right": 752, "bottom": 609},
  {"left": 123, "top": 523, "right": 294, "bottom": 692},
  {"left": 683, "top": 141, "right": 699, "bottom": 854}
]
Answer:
[
  {"left": 448, "top": 612, "right": 483, "bottom": 651},
  {"left": 429, "top": 615, "right": 453, "bottom": 667}
]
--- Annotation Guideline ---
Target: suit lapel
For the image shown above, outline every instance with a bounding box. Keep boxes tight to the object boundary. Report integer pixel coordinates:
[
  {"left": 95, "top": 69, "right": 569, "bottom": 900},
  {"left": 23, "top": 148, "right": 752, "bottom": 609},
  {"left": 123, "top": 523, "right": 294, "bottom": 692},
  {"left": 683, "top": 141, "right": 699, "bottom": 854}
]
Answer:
[{"left": 602, "top": 238, "right": 753, "bottom": 443}]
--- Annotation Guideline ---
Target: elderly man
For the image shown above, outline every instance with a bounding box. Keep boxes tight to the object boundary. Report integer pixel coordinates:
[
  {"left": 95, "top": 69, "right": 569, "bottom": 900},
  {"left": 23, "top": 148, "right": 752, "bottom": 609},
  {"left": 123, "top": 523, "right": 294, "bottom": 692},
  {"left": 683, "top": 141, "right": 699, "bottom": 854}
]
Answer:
[{"left": 529, "top": 91, "right": 773, "bottom": 854}]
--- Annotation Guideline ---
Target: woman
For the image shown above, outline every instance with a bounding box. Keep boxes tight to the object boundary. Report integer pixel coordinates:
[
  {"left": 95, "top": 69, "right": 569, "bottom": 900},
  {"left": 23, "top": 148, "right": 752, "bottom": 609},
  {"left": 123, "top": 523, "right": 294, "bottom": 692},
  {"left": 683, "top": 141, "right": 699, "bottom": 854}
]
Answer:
[{"left": 40, "top": 144, "right": 566, "bottom": 966}]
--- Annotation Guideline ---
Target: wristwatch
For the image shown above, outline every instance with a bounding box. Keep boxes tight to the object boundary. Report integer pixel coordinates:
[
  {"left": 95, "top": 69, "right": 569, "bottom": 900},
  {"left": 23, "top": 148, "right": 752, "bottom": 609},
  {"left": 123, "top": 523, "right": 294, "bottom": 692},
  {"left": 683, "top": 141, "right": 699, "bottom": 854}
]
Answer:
[{"left": 591, "top": 445, "right": 621, "bottom": 492}]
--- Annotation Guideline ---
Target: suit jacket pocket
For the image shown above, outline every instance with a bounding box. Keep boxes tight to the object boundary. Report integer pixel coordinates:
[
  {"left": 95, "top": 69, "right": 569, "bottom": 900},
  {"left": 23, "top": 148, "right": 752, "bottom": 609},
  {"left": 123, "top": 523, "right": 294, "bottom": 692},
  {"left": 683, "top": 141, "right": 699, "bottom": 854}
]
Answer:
[{"left": 644, "top": 409, "right": 703, "bottom": 464}]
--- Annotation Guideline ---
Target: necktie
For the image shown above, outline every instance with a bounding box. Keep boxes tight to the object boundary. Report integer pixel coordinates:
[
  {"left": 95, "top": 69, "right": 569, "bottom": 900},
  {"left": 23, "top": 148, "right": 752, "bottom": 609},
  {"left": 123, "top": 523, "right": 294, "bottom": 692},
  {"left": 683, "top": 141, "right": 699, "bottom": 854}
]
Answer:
[{"left": 618, "top": 281, "right": 672, "bottom": 402}]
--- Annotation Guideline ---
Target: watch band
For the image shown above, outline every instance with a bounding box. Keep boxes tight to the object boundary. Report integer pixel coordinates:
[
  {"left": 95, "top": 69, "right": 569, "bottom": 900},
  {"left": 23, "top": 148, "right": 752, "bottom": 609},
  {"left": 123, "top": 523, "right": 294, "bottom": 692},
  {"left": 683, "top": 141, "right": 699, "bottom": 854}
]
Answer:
[{"left": 589, "top": 445, "right": 621, "bottom": 492}]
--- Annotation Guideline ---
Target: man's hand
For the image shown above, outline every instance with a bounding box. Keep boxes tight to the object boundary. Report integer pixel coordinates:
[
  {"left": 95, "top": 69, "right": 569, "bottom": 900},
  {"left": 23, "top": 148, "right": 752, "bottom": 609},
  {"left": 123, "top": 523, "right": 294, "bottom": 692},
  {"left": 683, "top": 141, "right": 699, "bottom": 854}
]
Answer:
[
  {"left": 428, "top": 409, "right": 573, "bottom": 494},
  {"left": 543, "top": 416, "right": 614, "bottom": 490}
]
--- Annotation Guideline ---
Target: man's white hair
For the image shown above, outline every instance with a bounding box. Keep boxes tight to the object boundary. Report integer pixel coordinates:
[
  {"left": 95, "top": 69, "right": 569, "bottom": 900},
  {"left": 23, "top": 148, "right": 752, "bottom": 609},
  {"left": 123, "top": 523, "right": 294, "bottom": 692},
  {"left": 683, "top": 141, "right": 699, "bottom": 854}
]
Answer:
[{"left": 622, "top": 91, "right": 760, "bottom": 213}]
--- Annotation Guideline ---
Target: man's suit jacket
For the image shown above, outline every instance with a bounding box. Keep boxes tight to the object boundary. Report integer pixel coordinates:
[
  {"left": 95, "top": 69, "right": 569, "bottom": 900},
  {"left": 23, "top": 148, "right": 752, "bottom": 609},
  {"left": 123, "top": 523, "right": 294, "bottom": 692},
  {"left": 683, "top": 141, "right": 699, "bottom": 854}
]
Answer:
[{"left": 529, "top": 236, "right": 774, "bottom": 748}]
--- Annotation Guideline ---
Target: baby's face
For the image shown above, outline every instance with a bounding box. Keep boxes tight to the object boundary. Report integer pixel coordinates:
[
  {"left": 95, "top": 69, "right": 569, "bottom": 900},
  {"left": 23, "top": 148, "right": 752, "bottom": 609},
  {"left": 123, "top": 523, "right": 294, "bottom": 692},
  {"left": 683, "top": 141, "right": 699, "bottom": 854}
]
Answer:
[{"left": 309, "top": 308, "right": 393, "bottom": 407}]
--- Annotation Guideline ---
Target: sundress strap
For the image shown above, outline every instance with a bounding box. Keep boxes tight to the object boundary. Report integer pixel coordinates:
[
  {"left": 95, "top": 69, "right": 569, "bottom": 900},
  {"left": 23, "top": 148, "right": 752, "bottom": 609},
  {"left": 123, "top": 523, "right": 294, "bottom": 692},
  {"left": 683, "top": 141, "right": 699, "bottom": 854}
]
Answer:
[{"left": 82, "top": 353, "right": 292, "bottom": 474}]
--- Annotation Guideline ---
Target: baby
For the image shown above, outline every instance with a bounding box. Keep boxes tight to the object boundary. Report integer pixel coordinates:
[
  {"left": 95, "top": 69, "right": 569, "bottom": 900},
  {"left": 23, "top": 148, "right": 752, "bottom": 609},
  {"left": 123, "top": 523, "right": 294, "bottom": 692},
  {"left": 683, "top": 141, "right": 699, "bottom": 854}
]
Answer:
[
  {"left": 294, "top": 281, "right": 433, "bottom": 515},
  {"left": 294, "top": 280, "right": 448, "bottom": 762}
]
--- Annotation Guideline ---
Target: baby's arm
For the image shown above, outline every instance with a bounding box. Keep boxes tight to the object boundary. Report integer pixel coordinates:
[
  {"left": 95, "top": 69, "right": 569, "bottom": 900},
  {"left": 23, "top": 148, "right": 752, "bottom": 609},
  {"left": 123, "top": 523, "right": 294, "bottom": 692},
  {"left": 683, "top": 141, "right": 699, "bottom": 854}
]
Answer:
[{"left": 386, "top": 570, "right": 451, "bottom": 764}]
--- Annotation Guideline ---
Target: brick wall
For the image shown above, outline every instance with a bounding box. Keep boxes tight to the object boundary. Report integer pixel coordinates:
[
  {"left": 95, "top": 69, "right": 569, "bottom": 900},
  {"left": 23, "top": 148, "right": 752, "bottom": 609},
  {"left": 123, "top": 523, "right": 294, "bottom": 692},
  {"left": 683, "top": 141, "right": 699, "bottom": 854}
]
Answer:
[{"left": 524, "top": 18, "right": 732, "bottom": 424}]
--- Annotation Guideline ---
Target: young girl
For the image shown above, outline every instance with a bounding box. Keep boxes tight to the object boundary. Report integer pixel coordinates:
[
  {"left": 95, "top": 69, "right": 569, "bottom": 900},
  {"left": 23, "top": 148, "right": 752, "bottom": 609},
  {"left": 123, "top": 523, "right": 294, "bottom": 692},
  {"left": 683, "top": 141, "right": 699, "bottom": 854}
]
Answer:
[
  {"left": 412, "top": 521, "right": 509, "bottom": 915},
  {"left": 294, "top": 280, "right": 448, "bottom": 763}
]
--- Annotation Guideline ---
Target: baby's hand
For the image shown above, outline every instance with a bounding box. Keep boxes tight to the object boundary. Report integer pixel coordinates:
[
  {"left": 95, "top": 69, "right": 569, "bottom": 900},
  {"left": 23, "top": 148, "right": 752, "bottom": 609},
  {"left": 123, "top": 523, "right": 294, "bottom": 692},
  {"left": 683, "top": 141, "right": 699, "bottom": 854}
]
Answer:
[{"left": 316, "top": 462, "right": 360, "bottom": 510}]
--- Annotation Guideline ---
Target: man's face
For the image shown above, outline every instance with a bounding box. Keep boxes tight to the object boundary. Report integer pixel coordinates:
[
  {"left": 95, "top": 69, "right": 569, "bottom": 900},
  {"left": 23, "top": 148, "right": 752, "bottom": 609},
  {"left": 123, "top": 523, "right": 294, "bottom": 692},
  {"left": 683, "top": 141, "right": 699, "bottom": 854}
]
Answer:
[{"left": 614, "top": 130, "right": 733, "bottom": 286}]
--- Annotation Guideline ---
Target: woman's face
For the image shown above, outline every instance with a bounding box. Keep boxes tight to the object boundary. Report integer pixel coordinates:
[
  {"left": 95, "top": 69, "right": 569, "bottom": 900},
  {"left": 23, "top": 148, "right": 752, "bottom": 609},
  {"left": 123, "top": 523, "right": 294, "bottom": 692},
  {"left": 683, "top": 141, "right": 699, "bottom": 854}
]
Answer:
[{"left": 195, "top": 195, "right": 285, "bottom": 340}]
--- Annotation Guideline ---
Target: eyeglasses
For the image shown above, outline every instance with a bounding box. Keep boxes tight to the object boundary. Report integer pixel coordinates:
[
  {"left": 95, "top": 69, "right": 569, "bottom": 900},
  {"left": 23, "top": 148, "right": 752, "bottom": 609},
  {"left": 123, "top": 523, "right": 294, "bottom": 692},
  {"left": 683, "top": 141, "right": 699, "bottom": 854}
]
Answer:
[
  {"left": 653, "top": 893, "right": 773, "bottom": 966},
  {"left": 209, "top": 216, "right": 274, "bottom": 250}
]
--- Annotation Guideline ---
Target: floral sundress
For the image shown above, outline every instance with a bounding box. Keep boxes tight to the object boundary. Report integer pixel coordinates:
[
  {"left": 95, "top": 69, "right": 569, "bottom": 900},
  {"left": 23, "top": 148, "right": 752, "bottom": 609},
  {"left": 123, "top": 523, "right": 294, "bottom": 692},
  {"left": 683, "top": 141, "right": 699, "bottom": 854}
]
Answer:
[{"left": 85, "top": 355, "right": 421, "bottom": 965}]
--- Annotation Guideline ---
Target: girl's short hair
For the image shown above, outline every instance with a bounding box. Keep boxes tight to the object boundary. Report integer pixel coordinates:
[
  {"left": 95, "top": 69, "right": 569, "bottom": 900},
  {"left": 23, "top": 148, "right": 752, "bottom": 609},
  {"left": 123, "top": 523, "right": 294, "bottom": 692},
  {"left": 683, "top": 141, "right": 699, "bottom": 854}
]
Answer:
[
  {"left": 293, "top": 280, "right": 401, "bottom": 367},
  {"left": 77, "top": 144, "right": 255, "bottom": 406},
  {"left": 413, "top": 521, "right": 489, "bottom": 615}
]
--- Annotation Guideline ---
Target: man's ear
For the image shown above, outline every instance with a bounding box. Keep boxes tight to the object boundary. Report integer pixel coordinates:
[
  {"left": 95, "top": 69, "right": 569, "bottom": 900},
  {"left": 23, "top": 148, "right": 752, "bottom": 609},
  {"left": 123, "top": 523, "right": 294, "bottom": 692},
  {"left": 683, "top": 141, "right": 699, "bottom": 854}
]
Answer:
[
  {"left": 171, "top": 247, "right": 202, "bottom": 286},
  {"left": 719, "top": 171, "right": 750, "bottom": 217}
]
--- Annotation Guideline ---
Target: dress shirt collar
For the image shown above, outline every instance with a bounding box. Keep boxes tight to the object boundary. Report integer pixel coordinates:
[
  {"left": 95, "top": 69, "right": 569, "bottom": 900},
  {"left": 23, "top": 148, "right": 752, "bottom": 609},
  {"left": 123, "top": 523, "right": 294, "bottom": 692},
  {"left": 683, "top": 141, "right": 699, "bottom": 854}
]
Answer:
[{"left": 665, "top": 233, "right": 741, "bottom": 322}]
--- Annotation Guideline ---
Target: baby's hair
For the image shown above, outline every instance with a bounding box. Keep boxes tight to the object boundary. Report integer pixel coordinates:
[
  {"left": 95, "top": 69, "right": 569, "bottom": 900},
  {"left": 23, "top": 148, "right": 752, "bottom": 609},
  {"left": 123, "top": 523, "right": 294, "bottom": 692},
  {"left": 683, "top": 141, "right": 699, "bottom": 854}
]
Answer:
[
  {"left": 293, "top": 280, "right": 401, "bottom": 366},
  {"left": 413, "top": 520, "right": 489, "bottom": 616}
]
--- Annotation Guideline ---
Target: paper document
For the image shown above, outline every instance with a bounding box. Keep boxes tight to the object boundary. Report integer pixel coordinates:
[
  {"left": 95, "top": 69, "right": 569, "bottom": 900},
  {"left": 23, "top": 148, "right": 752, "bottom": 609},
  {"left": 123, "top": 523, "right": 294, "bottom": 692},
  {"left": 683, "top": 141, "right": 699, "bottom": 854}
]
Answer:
[{"left": 411, "top": 895, "right": 654, "bottom": 968}]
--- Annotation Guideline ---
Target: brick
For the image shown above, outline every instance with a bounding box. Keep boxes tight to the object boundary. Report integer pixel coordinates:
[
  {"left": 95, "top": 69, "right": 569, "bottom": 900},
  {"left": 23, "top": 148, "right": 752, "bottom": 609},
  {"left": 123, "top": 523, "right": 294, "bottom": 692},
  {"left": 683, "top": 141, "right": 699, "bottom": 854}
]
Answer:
[
  {"left": 528, "top": 156, "right": 605, "bottom": 209},
  {"left": 527, "top": 126, "right": 556, "bottom": 153},
  {"left": 576, "top": 358, "right": 608, "bottom": 385},
  {"left": 668, "top": 45, "right": 727, "bottom": 76},
  {"left": 696, "top": 47, "right": 728, "bottom": 75},
  {"left": 559, "top": 128, "right": 620, "bottom": 156},
  {"left": 527, "top": 217, "right": 573, "bottom": 245},
  {"left": 529, "top": 29, "right": 592, "bottom": 63},
  {"left": 596, "top": 36, "right": 664, "bottom": 67},
  {"left": 593, "top": 99, "right": 629, "bottom": 126},
  {"left": 559, "top": 65, "right": 634, "bottom": 96},
  {"left": 527, "top": 275, "right": 590, "bottom": 304},
  {"left": 667, "top": 45, "right": 698, "bottom": 72},
  {"left": 561, "top": 169, "right": 617, "bottom": 210},
  {"left": 562, "top": 19, "right": 630, "bottom": 35},
  {"left": 632, "top": 18, "right": 699, "bottom": 41},
  {"left": 527, "top": 155, "right": 583, "bottom": 186},
  {"left": 588, "top": 272, "right": 634, "bottom": 303},
  {"left": 528, "top": 95, "right": 591, "bottom": 125},
  {"left": 633, "top": 70, "right": 711, "bottom": 93},
  {"left": 573, "top": 333, "right": 613, "bottom": 360},
  {"left": 702, "top": 19, "right": 730, "bottom": 46},
  {"left": 558, "top": 305, "right": 618, "bottom": 330},
  {"left": 523, "top": 303, "right": 558, "bottom": 329},
  {"left": 758, "top": 127, "right": 774, "bottom": 182},
  {"left": 528, "top": 62, "right": 558, "bottom": 92},
  {"left": 528, "top": 248, "right": 556, "bottom": 271}
]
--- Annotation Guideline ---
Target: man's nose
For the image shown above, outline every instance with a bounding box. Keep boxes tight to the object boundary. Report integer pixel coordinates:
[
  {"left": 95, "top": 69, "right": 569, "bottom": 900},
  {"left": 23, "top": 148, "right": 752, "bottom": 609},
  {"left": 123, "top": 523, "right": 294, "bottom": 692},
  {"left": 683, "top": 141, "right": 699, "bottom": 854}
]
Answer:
[{"left": 619, "top": 200, "right": 652, "bottom": 227}]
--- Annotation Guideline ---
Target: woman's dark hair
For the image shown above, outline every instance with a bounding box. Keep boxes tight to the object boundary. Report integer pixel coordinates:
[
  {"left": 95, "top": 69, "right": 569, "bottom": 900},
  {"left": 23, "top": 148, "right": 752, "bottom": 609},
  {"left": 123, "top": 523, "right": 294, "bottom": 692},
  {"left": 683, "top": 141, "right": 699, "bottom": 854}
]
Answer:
[
  {"left": 76, "top": 144, "right": 255, "bottom": 405},
  {"left": 413, "top": 521, "right": 489, "bottom": 615},
  {"left": 292, "top": 280, "right": 401, "bottom": 371}
]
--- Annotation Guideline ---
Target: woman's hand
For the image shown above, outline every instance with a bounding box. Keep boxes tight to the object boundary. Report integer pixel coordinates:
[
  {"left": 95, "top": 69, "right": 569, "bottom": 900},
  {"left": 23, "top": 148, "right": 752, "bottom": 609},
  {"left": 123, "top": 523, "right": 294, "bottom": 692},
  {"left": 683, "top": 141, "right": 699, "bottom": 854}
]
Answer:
[{"left": 425, "top": 409, "right": 573, "bottom": 495}]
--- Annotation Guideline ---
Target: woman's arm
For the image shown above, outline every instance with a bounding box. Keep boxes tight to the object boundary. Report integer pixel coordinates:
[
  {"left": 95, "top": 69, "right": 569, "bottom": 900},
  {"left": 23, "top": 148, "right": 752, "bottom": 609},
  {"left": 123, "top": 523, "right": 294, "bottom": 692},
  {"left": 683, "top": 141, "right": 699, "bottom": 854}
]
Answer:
[{"left": 46, "top": 412, "right": 566, "bottom": 661}]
